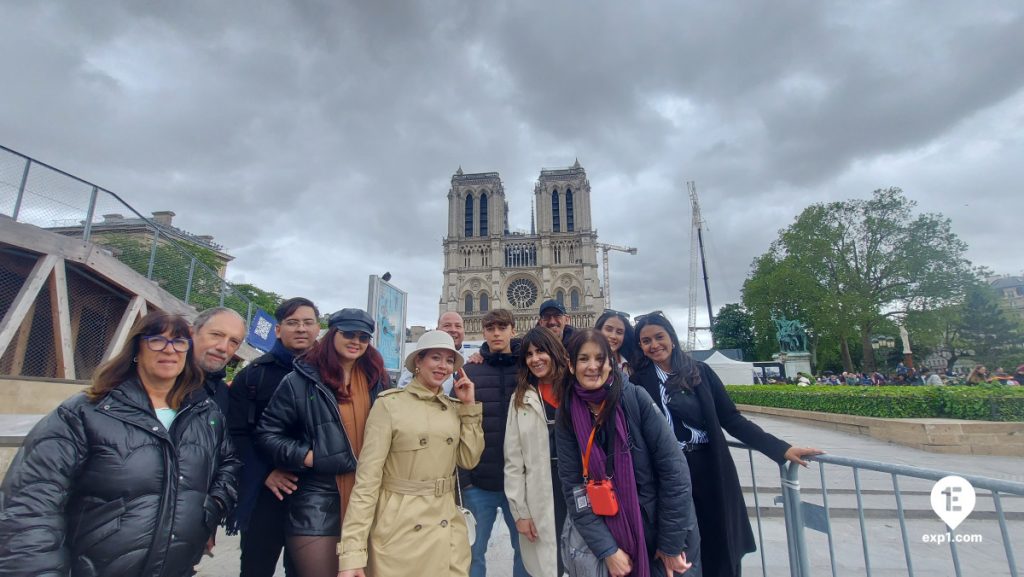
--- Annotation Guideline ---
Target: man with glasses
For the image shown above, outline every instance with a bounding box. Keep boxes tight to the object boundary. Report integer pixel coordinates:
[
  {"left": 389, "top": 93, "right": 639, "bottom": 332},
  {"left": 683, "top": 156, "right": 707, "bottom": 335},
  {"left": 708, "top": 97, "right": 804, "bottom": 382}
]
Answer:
[
  {"left": 396, "top": 311, "right": 467, "bottom": 394},
  {"left": 537, "top": 299, "right": 575, "bottom": 346},
  {"left": 227, "top": 297, "right": 320, "bottom": 577},
  {"left": 192, "top": 307, "right": 248, "bottom": 415}
]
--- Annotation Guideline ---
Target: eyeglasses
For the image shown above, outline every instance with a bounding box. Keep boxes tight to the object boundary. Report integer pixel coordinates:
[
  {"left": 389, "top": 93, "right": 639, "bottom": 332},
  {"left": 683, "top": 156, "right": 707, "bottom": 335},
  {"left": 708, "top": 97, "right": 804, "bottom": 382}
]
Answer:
[
  {"left": 281, "top": 319, "right": 319, "bottom": 329},
  {"left": 603, "top": 308, "right": 631, "bottom": 319},
  {"left": 341, "top": 331, "right": 372, "bottom": 343},
  {"left": 634, "top": 310, "right": 665, "bottom": 324},
  {"left": 143, "top": 336, "right": 191, "bottom": 352}
]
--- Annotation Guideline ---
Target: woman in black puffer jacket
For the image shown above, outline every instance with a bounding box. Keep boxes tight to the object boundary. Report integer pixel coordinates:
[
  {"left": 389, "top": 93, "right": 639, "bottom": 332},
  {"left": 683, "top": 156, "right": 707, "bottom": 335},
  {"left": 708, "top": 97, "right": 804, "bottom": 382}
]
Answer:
[
  {"left": 255, "top": 308, "right": 390, "bottom": 577},
  {"left": 0, "top": 312, "right": 240, "bottom": 577}
]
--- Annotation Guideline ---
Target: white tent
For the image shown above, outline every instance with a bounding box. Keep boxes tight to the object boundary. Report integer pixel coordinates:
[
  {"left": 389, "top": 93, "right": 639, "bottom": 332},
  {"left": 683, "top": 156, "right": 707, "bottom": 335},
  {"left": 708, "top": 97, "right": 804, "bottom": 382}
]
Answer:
[{"left": 704, "top": 351, "right": 755, "bottom": 385}]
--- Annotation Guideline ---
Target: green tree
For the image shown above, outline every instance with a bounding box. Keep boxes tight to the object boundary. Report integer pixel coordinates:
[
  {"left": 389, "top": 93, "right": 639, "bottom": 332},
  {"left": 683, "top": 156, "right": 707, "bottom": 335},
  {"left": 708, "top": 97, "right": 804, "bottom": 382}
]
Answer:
[
  {"left": 958, "top": 282, "right": 1022, "bottom": 368},
  {"left": 742, "top": 188, "right": 973, "bottom": 372},
  {"left": 711, "top": 303, "right": 756, "bottom": 361},
  {"left": 233, "top": 283, "right": 283, "bottom": 316}
]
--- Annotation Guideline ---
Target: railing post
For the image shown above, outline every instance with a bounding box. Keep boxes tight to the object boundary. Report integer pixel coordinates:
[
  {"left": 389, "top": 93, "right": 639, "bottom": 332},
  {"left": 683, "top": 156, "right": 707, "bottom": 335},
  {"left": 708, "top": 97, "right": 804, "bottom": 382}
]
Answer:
[
  {"left": 781, "top": 462, "right": 810, "bottom": 577},
  {"left": 147, "top": 230, "right": 160, "bottom": 280},
  {"left": 246, "top": 301, "right": 253, "bottom": 328},
  {"left": 11, "top": 158, "right": 30, "bottom": 220},
  {"left": 184, "top": 257, "right": 196, "bottom": 304},
  {"left": 82, "top": 186, "right": 98, "bottom": 242},
  {"left": 219, "top": 280, "right": 226, "bottom": 307}
]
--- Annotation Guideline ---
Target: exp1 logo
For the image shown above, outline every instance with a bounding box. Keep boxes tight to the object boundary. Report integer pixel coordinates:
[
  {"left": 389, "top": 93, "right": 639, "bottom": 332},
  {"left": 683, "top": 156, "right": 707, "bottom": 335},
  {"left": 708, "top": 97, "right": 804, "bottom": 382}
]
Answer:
[{"left": 922, "top": 475, "right": 983, "bottom": 544}]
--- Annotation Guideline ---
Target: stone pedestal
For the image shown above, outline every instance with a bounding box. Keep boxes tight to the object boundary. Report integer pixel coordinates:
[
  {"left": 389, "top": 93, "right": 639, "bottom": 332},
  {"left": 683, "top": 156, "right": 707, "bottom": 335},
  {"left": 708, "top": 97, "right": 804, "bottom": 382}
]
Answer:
[{"left": 774, "top": 352, "right": 812, "bottom": 379}]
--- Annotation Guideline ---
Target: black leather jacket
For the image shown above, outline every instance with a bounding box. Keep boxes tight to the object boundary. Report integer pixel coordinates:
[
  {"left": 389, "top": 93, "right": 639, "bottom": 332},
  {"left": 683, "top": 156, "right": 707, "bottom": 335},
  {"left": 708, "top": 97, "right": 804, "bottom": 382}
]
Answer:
[
  {"left": 0, "top": 379, "right": 240, "bottom": 577},
  {"left": 254, "top": 359, "right": 388, "bottom": 534}
]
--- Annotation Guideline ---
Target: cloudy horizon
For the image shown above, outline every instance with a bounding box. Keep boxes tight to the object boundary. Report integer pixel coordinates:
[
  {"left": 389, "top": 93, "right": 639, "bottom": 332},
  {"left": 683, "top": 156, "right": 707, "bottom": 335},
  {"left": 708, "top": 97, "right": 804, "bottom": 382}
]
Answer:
[{"left": 2, "top": 1, "right": 1022, "bottom": 344}]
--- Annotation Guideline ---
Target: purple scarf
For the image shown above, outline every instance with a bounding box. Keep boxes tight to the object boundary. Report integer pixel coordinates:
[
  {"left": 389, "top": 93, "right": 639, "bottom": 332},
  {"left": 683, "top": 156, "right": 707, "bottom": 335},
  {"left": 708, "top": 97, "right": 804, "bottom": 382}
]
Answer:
[{"left": 570, "top": 380, "right": 649, "bottom": 577}]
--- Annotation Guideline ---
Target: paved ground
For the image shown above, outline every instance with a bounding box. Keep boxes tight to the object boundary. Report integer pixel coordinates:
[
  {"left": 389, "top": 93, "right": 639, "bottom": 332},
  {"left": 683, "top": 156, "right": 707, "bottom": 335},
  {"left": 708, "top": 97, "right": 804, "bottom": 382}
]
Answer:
[{"left": 192, "top": 412, "right": 1022, "bottom": 576}]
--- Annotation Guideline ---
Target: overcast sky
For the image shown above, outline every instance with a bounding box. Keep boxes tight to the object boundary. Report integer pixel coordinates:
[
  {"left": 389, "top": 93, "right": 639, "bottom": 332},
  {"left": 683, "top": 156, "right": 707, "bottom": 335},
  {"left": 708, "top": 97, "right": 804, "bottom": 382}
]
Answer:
[{"left": 2, "top": 1, "right": 1022, "bottom": 344}]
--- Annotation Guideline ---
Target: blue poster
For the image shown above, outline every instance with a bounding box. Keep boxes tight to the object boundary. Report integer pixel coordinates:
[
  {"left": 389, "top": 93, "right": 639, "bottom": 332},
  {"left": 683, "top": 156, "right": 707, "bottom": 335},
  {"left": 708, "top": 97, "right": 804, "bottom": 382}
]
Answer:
[
  {"left": 367, "top": 276, "right": 407, "bottom": 372},
  {"left": 246, "top": 309, "right": 277, "bottom": 353}
]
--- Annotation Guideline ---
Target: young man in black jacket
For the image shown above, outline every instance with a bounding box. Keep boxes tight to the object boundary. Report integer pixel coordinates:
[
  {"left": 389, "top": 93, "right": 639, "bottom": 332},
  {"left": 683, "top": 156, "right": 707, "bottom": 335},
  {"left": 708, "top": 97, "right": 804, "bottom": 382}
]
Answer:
[
  {"left": 461, "top": 309, "right": 528, "bottom": 577},
  {"left": 227, "top": 297, "right": 319, "bottom": 577}
]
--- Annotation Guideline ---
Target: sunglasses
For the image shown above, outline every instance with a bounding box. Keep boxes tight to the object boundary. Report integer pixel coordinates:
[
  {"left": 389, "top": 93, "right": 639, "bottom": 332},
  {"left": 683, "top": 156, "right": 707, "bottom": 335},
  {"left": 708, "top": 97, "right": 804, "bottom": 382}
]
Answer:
[
  {"left": 603, "top": 308, "right": 631, "bottom": 320},
  {"left": 143, "top": 336, "right": 191, "bottom": 353},
  {"left": 634, "top": 310, "right": 666, "bottom": 324},
  {"left": 341, "top": 331, "right": 372, "bottom": 343}
]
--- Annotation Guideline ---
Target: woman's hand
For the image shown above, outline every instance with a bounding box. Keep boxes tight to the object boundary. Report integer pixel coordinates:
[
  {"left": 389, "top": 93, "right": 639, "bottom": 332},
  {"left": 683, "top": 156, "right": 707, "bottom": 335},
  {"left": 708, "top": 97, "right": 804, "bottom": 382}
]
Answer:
[
  {"left": 337, "top": 570, "right": 365, "bottom": 577},
  {"left": 604, "top": 549, "right": 632, "bottom": 577},
  {"left": 453, "top": 369, "right": 475, "bottom": 404},
  {"left": 303, "top": 450, "right": 314, "bottom": 468},
  {"left": 784, "top": 446, "right": 824, "bottom": 467},
  {"left": 515, "top": 518, "right": 538, "bottom": 542},
  {"left": 658, "top": 551, "right": 693, "bottom": 576}
]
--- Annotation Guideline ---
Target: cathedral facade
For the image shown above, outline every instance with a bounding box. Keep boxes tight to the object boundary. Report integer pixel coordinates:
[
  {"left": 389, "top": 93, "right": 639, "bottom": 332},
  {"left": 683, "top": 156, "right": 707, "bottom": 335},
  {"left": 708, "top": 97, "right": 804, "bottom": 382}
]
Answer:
[{"left": 439, "top": 162, "right": 605, "bottom": 339}]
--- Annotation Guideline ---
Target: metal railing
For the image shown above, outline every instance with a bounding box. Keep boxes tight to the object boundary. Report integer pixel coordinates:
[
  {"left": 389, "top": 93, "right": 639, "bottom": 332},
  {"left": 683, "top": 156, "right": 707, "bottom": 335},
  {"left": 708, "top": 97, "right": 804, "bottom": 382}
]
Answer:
[
  {"left": 0, "top": 144, "right": 257, "bottom": 326},
  {"left": 731, "top": 441, "right": 1023, "bottom": 577}
]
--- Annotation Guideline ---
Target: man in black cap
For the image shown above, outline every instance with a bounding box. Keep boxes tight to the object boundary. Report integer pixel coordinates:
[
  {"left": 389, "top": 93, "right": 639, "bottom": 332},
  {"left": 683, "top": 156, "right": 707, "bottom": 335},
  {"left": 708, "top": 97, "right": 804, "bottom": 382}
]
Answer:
[{"left": 537, "top": 298, "right": 574, "bottom": 346}]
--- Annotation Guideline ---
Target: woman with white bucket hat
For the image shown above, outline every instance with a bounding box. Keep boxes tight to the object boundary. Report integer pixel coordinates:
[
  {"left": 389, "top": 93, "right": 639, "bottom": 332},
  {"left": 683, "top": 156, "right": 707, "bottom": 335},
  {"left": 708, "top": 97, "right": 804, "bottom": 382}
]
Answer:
[{"left": 337, "top": 330, "right": 484, "bottom": 577}]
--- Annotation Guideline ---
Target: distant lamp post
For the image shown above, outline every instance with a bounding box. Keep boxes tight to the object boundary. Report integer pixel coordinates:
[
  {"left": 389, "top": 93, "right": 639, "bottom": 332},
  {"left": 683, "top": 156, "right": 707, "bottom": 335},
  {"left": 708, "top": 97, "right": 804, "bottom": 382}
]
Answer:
[{"left": 871, "top": 335, "right": 896, "bottom": 371}]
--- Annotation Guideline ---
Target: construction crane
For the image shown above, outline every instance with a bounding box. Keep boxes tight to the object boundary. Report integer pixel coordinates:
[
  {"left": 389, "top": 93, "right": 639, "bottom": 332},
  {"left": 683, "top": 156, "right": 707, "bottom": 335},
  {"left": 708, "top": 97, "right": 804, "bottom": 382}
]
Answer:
[
  {"left": 596, "top": 242, "right": 637, "bottom": 309},
  {"left": 686, "top": 181, "right": 714, "bottom": 351}
]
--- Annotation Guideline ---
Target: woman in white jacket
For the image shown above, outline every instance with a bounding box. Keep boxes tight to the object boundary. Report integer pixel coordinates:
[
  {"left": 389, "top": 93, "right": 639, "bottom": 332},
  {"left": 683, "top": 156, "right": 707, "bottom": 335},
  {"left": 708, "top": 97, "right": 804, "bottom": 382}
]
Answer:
[{"left": 504, "top": 327, "right": 571, "bottom": 577}]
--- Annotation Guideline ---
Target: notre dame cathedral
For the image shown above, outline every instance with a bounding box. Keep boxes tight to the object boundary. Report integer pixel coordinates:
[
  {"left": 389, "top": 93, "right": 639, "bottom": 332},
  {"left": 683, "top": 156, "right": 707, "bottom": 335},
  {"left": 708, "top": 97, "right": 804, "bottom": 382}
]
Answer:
[{"left": 439, "top": 161, "right": 605, "bottom": 339}]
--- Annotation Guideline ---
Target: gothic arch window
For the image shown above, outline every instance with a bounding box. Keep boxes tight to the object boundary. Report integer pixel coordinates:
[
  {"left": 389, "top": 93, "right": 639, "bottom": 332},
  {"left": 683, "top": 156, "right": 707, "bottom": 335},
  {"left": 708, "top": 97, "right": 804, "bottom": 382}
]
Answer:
[
  {"left": 555, "top": 288, "right": 565, "bottom": 306},
  {"left": 464, "top": 194, "right": 474, "bottom": 237},
  {"left": 551, "top": 189, "right": 560, "bottom": 232},
  {"left": 479, "top": 192, "right": 489, "bottom": 236},
  {"left": 566, "top": 188, "right": 575, "bottom": 232},
  {"left": 570, "top": 288, "right": 580, "bottom": 311},
  {"left": 479, "top": 292, "right": 489, "bottom": 312},
  {"left": 553, "top": 243, "right": 562, "bottom": 264},
  {"left": 464, "top": 292, "right": 474, "bottom": 313}
]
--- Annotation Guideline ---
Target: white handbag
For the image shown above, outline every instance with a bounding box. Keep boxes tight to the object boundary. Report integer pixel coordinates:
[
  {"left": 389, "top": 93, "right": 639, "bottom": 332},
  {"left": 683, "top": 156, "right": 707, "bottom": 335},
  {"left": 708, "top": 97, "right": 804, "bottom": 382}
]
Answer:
[{"left": 455, "top": 473, "right": 477, "bottom": 546}]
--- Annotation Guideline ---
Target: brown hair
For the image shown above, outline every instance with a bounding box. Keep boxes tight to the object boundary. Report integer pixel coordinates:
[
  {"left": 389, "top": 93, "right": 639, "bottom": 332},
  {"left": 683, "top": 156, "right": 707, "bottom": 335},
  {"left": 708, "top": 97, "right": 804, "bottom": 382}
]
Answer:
[
  {"left": 301, "top": 327, "right": 386, "bottom": 401},
  {"left": 514, "top": 327, "right": 570, "bottom": 409},
  {"left": 86, "top": 312, "right": 204, "bottom": 410},
  {"left": 482, "top": 308, "right": 515, "bottom": 330},
  {"left": 558, "top": 329, "right": 623, "bottom": 429}
]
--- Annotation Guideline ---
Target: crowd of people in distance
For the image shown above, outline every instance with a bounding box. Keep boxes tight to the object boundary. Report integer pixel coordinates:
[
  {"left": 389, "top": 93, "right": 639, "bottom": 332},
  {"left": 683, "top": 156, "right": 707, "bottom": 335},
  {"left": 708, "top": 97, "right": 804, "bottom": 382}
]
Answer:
[
  {"left": 775, "top": 362, "right": 1024, "bottom": 387},
  {"left": 0, "top": 297, "right": 824, "bottom": 577}
]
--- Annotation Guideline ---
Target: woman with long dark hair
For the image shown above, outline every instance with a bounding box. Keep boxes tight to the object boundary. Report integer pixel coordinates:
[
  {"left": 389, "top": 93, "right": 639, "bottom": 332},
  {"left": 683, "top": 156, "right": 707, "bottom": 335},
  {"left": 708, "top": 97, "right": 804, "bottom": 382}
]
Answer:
[
  {"left": 504, "top": 327, "right": 571, "bottom": 577},
  {"left": 0, "top": 312, "right": 240, "bottom": 577},
  {"left": 595, "top": 310, "right": 639, "bottom": 377},
  {"left": 632, "top": 312, "right": 821, "bottom": 577},
  {"left": 256, "top": 308, "right": 390, "bottom": 577},
  {"left": 556, "top": 330, "right": 699, "bottom": 577}
]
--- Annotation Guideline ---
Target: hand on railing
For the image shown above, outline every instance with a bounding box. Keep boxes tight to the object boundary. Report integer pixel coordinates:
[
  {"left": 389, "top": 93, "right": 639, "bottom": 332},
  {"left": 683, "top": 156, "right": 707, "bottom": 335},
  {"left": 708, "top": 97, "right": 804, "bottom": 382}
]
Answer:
[{"left": 784, "top": 445, "right": 825, "bottom": 467}]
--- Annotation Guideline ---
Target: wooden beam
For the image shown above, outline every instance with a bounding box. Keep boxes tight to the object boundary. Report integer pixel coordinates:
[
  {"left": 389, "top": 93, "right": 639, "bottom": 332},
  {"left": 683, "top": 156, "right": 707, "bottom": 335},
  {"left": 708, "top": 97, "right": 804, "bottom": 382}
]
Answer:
[
  {"left": 48, "top": 258, "right": 76, "bottom": 380},
  {"left": 0, "top": 254, "right": 58, "bottom": 359},
  {"left": 8, "top": 300, "right": 36, "bottom": 376},
  {"left": 103, "top": 295, "right": 145, "bottom": 363}
]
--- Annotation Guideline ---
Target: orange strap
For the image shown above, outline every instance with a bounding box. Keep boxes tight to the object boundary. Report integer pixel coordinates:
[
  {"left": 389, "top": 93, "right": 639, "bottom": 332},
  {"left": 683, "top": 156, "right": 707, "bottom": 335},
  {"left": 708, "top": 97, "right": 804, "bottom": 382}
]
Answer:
[{"left": 581, "top": 401, "right": 605, "bottom": 481}]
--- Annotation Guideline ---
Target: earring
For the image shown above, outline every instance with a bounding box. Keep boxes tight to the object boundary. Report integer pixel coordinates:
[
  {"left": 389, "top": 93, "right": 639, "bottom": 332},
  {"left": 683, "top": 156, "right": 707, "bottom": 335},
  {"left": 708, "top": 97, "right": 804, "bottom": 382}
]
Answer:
[
  {"left": 132, "top": 356, "right": 138, "bottom": 363},
  {"left": 415, "top": 367, "right": 420, "bottom": 374}
]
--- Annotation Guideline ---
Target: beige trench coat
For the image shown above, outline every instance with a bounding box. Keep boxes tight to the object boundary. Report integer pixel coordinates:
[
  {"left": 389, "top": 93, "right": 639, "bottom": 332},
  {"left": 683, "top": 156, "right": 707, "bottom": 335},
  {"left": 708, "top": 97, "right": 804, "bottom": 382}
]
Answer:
[
  {"left": 503, "top": 388, "right": 558, "bottom": 577},
  {"left": 338, "top": 380, "right": 484, "bottom": 576}
]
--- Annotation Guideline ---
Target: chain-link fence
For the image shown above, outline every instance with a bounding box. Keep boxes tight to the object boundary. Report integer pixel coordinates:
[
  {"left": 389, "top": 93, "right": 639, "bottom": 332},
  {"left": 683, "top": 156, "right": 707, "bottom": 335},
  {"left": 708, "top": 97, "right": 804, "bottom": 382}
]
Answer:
[{"left": 0, "top": 144, "right": 256, "bottom": 325}]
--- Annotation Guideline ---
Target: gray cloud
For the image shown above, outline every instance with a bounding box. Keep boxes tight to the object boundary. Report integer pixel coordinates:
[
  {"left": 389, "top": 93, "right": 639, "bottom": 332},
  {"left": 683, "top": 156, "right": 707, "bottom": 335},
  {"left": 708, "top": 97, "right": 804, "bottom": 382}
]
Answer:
[{"left": 2, "top": 0, "right": 1021, "bottom": 335}]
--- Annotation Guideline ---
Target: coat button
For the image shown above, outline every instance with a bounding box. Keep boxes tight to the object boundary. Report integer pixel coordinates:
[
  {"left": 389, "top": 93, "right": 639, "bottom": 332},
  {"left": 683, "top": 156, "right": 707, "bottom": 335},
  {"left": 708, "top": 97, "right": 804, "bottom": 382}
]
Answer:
[
  {"left": 414, "top": 524, "right": 422, "bottom": 531},
  {"left": 440, "top": 520, "right": 448, "bottom": 527},
  {"left": 152, "top": 426, "right": 159, "bottom": 431},
  {"left": 441, "top": 405, "right": 449, "bottom": 411},
  {"left": 446, "top": 437, "right": 454, "bottom": 445},
  {"left": 103, "top": 405, "right": 110, "bottom": 410},
  {"left": 419, "top": 438, "right": 428, "bottom": 446}
]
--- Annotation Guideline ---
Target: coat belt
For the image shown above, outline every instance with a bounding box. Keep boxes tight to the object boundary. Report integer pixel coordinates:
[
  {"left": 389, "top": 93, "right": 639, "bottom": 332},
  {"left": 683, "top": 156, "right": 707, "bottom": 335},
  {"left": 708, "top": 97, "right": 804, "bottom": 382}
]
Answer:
[{"left": 382, "top": 475, "right": 455, "bottom": 497}]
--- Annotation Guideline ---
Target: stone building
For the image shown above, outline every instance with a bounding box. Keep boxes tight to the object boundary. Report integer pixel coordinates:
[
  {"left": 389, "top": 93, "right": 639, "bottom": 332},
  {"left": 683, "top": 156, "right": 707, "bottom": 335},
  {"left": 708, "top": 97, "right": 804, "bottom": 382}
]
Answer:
[{"left": 439, "top": 161, "right": 605, "bottom": 339}]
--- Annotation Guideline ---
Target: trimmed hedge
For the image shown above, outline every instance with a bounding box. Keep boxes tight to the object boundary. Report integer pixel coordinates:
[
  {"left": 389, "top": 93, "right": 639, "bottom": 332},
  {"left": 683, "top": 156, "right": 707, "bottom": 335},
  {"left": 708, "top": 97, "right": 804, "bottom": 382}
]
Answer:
[{"left": 725, "top": 384, "right": 1024, "bottom": 422}]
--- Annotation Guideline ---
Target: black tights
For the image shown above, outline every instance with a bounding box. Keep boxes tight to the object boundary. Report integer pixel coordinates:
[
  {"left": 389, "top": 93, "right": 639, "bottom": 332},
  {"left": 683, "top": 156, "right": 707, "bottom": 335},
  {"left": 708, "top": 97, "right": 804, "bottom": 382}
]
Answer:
[{"left": 286, "top": 535, "right": 339, "bottom": 577}]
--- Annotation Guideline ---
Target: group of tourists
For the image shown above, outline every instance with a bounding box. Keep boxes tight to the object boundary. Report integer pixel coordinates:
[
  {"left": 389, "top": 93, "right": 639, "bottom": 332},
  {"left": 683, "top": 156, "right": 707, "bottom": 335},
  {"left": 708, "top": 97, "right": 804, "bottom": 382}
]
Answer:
[{"left": 0, "top": 296, "right": 822, "bottom": 577}]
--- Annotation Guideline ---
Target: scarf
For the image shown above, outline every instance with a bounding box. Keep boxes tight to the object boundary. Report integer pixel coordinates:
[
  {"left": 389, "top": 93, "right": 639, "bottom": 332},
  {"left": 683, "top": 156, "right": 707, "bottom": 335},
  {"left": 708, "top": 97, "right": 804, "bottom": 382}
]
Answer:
[{"left": 570, "top": 379, "right": 649, "bottom": 577}]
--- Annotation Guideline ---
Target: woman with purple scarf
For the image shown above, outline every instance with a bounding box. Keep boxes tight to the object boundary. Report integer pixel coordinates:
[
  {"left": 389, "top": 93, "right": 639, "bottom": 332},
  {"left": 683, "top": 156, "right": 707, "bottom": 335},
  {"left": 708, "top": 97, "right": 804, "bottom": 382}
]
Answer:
[{"left": 555, "top": 330, "right": 700, "bottom": 577}]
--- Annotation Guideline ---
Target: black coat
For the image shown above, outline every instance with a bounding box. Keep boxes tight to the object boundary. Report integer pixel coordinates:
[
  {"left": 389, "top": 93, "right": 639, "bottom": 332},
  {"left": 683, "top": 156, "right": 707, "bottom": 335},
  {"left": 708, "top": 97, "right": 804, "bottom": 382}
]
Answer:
[
  {"left": 0, "top": 379, "right": 239, "bottom": 577},
  {"left": 204, "top": 368, "right": 230, "bottom": 417},
  {"left": 461, "top": 341, "right": 520, "bottom": 492},
  {"left": 226, "top": 350, "right": 294, "bottom": 533},
  {"left": 254, "top": 359, "right": 388, "bottom": 535},
  {"left": 632, "top": 361, "right": 790, "bottom": 574},
  {"left": 555, "top": 382, "right": 700, "bottom": 576}
]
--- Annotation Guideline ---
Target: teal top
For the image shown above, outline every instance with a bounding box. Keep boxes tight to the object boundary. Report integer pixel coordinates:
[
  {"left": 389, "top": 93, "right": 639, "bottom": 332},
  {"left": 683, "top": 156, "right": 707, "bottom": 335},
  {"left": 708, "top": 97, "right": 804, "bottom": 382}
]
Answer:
[{"left": 156, "top": 408, "right": 178, "bottom": 430}]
